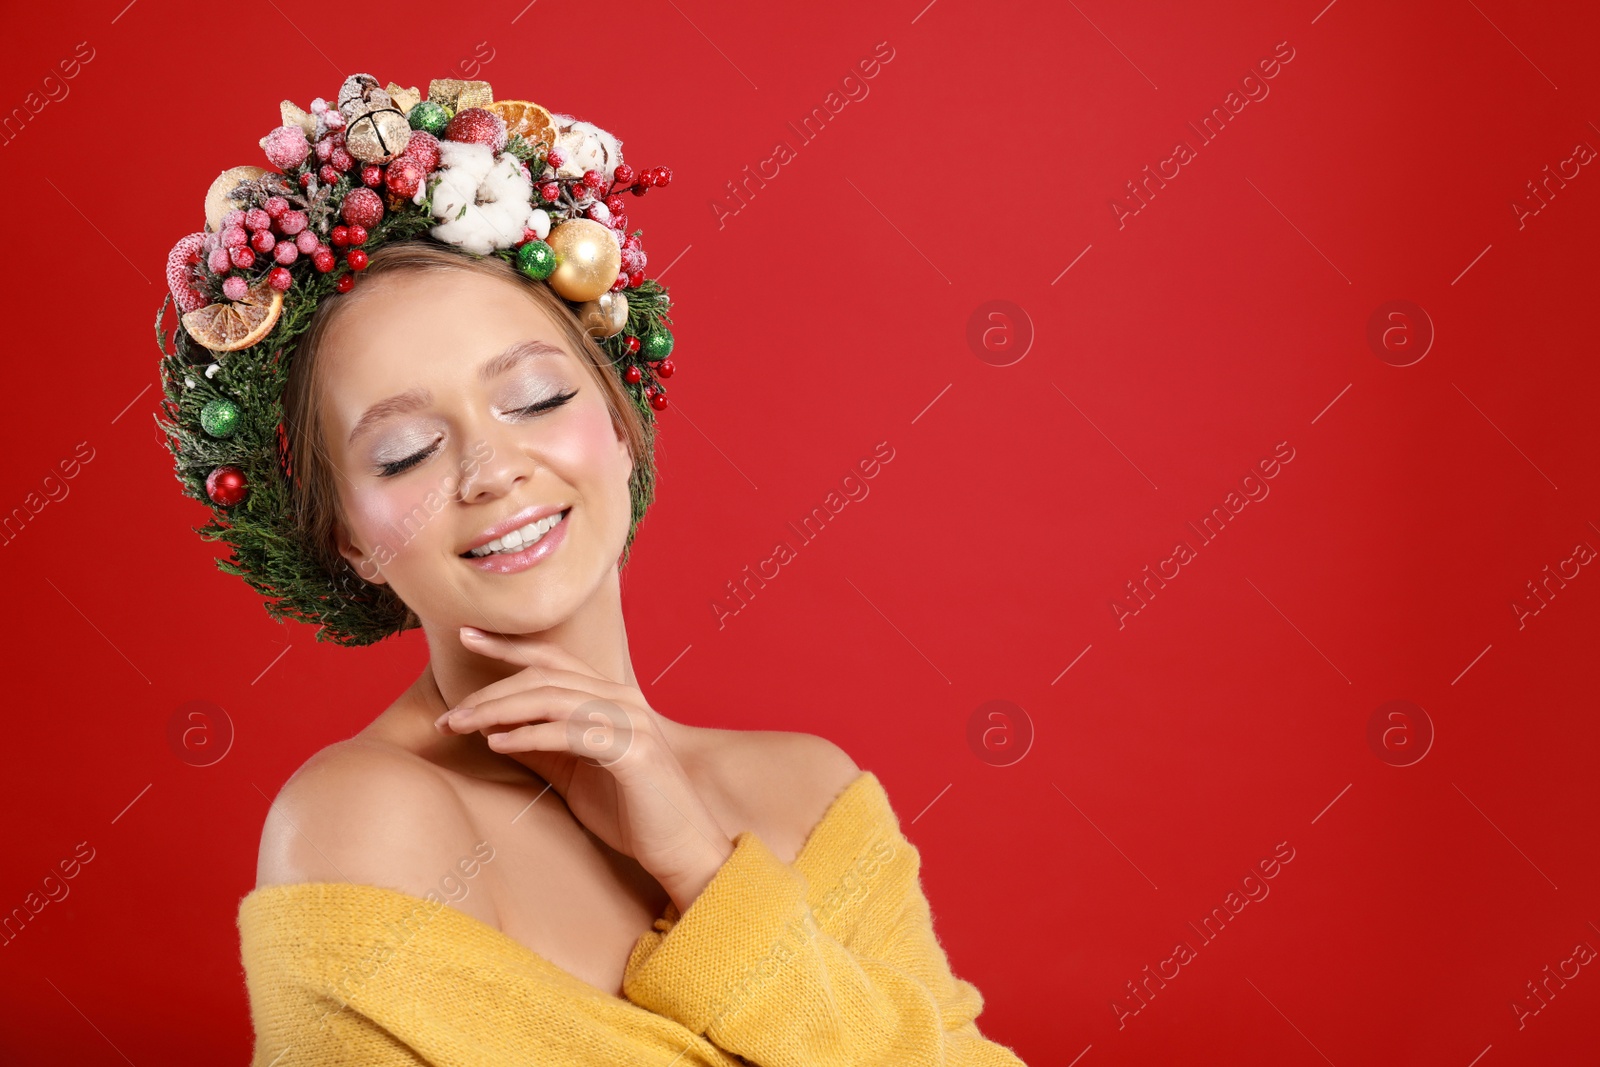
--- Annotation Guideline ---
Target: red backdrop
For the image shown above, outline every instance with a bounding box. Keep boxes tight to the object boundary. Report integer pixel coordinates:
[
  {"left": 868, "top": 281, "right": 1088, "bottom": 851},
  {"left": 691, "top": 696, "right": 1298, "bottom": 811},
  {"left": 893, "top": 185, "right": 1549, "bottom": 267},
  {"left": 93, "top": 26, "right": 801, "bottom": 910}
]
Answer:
[{"left": 2, "top": 0, "right": 1598, "bottom": 1062}]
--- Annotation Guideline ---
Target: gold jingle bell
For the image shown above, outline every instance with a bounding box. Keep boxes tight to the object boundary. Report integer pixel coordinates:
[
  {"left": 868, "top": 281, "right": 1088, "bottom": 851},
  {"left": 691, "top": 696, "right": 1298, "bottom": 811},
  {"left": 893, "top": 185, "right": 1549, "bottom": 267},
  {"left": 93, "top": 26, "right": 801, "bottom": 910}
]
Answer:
[
  {"left": 578, "top": 291, "right": 629, "bottom": 338},
  {"left": 545, "top": 219, "right": 621, "bottom": 302},
  {"left": 345, "top": 106, "right": 412, "bottom": 164}
]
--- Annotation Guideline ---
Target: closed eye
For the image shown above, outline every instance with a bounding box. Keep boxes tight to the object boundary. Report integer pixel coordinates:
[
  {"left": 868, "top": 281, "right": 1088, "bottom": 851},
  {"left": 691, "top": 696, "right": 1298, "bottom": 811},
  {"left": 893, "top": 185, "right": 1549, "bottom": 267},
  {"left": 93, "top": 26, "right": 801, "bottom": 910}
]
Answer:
[{"left": 374, "top": 389, "right": 581, "bottom": 478}]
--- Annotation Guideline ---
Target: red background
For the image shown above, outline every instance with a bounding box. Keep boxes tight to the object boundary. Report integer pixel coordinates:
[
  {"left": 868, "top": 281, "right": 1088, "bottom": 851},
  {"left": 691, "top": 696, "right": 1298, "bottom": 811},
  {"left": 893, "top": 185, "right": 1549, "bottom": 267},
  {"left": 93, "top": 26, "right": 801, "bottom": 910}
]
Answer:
[{"left": 2, "top": 0, "right": 1598, "bottom": 1062}]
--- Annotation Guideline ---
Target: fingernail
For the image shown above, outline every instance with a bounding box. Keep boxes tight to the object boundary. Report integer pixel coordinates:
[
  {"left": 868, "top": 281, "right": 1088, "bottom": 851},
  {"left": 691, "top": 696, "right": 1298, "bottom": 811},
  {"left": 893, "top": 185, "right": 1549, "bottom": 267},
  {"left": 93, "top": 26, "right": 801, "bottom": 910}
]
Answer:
[{"left": 461, "top": 626, "right": 485, "bottom": 641}]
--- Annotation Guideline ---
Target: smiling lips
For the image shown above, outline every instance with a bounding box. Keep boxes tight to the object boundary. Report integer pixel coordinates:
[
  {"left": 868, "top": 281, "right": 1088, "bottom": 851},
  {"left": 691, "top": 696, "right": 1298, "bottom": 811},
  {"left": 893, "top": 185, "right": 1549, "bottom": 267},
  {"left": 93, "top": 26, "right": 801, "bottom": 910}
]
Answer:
[{"left": 460, "top": 506, "right": 572, "bottom": 574}]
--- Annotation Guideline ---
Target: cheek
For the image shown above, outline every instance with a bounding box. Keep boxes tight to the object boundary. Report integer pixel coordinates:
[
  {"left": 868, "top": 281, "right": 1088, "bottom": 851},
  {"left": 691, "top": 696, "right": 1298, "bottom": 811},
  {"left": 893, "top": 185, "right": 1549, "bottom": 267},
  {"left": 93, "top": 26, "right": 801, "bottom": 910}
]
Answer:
[
  {"left": 344, "top": 480, "right": 452, "bottom": 559},
  {"left": 550, "top": 401, "right": 630, "bottom": 488}
]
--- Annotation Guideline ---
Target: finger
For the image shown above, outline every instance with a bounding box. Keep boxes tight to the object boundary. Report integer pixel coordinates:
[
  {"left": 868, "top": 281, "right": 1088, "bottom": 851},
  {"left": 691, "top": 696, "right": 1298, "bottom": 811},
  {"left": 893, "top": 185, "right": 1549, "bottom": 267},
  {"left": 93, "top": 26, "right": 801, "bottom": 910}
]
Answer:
[
  {"left": 487, "top": 716, "right": 631, "bottom": 767},
  {"left": 443, "top": 684, "right": 601, "bottom": 733},
  {"left": 451, "top": 658, "right": 631, "bottom": 713},
  {"left": 483, "top": 720, "right": 569, "bottom": 754}
]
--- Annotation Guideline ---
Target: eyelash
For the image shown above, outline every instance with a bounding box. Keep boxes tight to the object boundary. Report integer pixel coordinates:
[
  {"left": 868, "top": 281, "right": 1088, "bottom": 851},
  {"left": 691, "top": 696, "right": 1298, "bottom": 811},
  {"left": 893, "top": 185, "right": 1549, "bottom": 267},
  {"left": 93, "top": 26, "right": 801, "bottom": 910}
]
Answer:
[{"left": 375, "top": 388, "right": 580, "bottom": 477}]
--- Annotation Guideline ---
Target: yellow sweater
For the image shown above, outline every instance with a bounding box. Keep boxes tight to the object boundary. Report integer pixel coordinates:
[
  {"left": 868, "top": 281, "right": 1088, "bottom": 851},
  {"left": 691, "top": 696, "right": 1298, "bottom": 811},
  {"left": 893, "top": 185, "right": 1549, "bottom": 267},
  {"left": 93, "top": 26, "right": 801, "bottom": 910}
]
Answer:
[{"left": 237, "top": 770, "right": 1028, "bottom": 1066}]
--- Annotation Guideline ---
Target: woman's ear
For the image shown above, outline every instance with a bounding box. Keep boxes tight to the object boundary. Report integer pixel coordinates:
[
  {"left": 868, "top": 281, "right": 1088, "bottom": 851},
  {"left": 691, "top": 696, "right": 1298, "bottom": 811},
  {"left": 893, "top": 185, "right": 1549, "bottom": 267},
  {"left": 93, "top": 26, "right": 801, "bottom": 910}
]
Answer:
[{"left": 334, "top": 519, "right": 389, "bottom": 586}]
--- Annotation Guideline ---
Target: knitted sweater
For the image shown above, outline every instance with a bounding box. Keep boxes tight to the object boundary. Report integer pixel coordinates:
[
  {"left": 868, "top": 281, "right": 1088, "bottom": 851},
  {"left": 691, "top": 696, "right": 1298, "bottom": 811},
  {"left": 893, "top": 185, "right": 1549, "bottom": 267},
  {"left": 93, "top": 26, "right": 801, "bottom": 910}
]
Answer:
[{"left": 237, "top": 770, "right": 1028, "bottom": 1066}]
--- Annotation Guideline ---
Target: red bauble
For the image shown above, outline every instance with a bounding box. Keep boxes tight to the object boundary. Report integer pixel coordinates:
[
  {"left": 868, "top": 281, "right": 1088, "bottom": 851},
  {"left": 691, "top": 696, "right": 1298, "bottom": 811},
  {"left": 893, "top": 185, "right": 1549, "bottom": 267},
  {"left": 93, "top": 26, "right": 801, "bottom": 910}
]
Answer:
[
  {"left": 205, "top": 466, "right": 248, "bottom": 507},
  {"left": 347, "top": 224, "right": 368, "bottom": 246},
  {"left": 385, "top": 158, "right": 424, "bottom": 199},
  {"left": 445, "top": 107, "right": 507, "bottom": 152},
  {"left": 341, "top": 187, "right": 385, "bottom": 229}
]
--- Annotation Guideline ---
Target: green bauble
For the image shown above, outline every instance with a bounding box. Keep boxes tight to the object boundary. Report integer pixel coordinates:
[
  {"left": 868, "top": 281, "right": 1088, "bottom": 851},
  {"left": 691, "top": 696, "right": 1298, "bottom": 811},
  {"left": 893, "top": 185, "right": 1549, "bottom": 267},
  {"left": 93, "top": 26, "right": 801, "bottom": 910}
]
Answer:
[
  {"left": 200, "top": 398, "right": 241, "bottom": 438},
  {"left": 516, "top": 240, "right": 557, "bottom": 280},
  {"left": 408, "top": 100, "right": 451, "bottom": 137},
  {"left": 641, "top": 327, "right": 675, "bottom": 360}
]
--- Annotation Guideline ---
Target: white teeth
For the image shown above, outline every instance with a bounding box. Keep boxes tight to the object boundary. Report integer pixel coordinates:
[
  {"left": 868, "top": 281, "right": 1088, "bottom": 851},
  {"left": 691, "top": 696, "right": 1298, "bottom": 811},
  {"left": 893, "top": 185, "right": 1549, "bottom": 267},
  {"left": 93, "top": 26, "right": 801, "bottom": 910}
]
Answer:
[{"left": 467, "top": 510, "right": 566, "bottom": 558}]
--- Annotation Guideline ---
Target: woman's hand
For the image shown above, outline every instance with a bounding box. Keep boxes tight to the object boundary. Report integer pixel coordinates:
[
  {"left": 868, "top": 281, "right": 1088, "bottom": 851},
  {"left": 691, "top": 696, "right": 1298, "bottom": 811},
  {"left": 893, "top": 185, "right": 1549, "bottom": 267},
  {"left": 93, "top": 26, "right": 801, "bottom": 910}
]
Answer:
[{"left": 436, "top": 626, "right": 734, "bottom": 912}]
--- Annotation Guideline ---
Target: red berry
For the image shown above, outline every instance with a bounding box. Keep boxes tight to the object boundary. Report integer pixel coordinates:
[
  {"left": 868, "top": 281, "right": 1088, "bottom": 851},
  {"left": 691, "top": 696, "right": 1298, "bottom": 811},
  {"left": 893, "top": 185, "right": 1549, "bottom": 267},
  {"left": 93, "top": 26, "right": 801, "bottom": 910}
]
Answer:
[
  {"left": 629, "top": 270, "right": 643, "bottom": 287},
  {"left": 207, "top": 247, "right": 232, "bottom": 273},
  {"left": 539, "top": 181, "right": 560, "bottom": 202},
  {"left": 331, "top": 225, "right": 350, "bottom": 247},
  {"left": 274, "top": 242, "right": 299, "bottom": 265},
  {"left": 611, "top": 274, "right": 628, "bottom": 291},
  {"left": 624, "top": 335, "right": 640, "bottom": 354},
  {"left": 346, "top": 248, "right": 369, "bottom": 270},
  {"left": 545, "top": 147, "right": 565, "bottom": 169},
  {"left": 629, "top": 183, "right": 648, "bottom": 197},
  {"left": 220, "top": 225, "right": 247, "bottom": 248},
  {"left": 652, "top": 167, "right": 672, "bottom": 186},
  {"left": 657, "top": 358, "right": 674, "bottom": 378},
  {"left": 650, "top": 392, "right": 668, "bottom": 411},
  {"left": 313, "top": 248, "right": 336, "bottom": 272},
  {"left": 331, "top": 147, "right": 354, "bottom": 172},
  {"left": 346, "top": 224, "right": 368, "bottom": 246},
  {"left": 298, "top": 172, "right": 313, "bottom": 188},
  {"left": 623, "top": 365, "right": 642, "bottom": 383},
  {"left": 222, "top": 208, "right": 245, "bottom": 229},
  {"left": 445, "top": 107, "right": 507, "bottom": 153},
  {"left": 229, "top": 245, "right": 255, "bottom": 269},
  {"left": 295, "top": 230, "right": 318, "bottom": 254},
  {"left": 362, "top": 164, "right": 384, "bottom": 187},
  {"left": 335, "top": 274, "right": 355, "bottom": 293},
  {"left": 613, "top": 164, "right": 635, "bottom": 186},
  {"left": 245, "top": 207, "right": 272, "bottom": 232},
  {"left": 605, "top": 195, "right": 626, "bottom": 216},
  {"left": 644, "top": 384, "right": 656, "bottom": 397},
  {"left": 320, "top": 163, "right": 339, "bottom": 184},
  {"left": 264, "top": 196, "right": 289, "bottom": 218},
  {"left": 278, "top": 210, "right": 308, "bottom": 235},
  {"left": 268, "top": 266, "right": 293, "bottom": 290},
  {"left": 582, "top": 169, "right": 605, "bottom": 190}
]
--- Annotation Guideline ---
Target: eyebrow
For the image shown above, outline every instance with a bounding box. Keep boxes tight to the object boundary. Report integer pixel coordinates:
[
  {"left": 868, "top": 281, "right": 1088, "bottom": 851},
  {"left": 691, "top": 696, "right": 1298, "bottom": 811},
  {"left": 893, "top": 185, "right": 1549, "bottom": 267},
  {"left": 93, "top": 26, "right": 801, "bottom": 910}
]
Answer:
[{"left": 346, "top": 339, "right": 567, "bottom": 445}]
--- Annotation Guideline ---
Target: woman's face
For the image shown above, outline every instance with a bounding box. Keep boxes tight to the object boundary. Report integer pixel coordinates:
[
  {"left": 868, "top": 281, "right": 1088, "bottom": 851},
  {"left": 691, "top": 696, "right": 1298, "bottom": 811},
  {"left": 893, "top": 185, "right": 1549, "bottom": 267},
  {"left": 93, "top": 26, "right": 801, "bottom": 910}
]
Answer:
[{"left": 316, "top": 267, "right": 634, "bottom": 634}]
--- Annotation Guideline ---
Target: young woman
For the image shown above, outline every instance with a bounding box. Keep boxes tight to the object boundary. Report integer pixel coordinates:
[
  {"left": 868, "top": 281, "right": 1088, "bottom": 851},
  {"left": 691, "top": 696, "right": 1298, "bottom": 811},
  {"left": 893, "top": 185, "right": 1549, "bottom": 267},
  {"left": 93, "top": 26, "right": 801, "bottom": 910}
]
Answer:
[{"left": 159, "top": 73, "right": 1025, "bottom": 1066}]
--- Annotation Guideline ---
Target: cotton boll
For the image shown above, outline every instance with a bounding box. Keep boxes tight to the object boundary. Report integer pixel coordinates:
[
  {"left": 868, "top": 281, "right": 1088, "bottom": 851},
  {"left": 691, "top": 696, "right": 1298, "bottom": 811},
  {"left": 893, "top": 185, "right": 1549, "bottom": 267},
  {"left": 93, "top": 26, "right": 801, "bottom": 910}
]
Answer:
[
  {"left": 428, "top": 141, "right": 534, "bottom": 254},
  {"left": 549, "top": 113, "right": 623, "bottom": 180}
]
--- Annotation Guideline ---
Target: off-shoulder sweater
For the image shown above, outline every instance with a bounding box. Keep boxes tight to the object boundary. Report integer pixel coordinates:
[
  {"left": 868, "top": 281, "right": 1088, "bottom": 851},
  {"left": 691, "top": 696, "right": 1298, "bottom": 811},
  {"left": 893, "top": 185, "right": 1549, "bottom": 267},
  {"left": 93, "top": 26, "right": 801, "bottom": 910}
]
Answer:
[{"left": 236, "top": 769, "right": 1028, "bottom": 1065}]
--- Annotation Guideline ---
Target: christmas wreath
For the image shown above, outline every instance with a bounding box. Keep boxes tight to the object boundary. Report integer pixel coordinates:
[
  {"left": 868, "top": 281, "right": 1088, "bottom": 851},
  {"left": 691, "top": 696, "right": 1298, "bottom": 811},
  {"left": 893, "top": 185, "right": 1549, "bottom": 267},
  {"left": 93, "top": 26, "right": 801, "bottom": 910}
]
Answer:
[{"left": 153, "top": 73, "right": 678, "bottom": 647}]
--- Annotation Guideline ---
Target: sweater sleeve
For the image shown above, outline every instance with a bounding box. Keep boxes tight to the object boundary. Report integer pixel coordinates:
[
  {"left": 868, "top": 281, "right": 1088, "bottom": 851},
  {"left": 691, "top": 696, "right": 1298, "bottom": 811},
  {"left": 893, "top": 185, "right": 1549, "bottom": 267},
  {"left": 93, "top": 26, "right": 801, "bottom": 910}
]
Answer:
[
  {"left": 246, "top": 988, "right": 433, "bottom": 1067},
  {"left": 621, "top": 827, "right": 1028, "bottom": 1067}
]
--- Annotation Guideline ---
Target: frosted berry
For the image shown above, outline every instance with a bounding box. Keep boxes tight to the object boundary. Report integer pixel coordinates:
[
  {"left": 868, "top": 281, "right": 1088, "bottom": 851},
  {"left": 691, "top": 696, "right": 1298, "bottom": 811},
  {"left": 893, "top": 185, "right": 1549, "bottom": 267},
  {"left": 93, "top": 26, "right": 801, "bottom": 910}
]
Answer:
[
  {"left": 251, "top": 230, "right": 276, "bottom": 254},
  {"left": 315, "top": 137, "right": 334, "bottom": 162},
  {"left": 582, "top": 169, "right": 605, "bottom": 190},
  {"left": 331, "top": 225, "right": 350, "bottom": 247},
  {"left": 320, "top": 163, "right": 339, "bottom": 184},
  {"left": 613, "top": 164, "right": 635, "bottom": 186},
  {"left": 545, "top": 147, "right": 566, "bottom": 170},
  {"left": 629, "top": 270, "right": 643, "bottom": 287},
  {"left": 539, "top": 181, "right": 560, "bottom": 202},
  {"left": 229, "top": 246, "right": 255, "bottom": 269},
  {"left": 362, "top": 164, "right": 384, "bottom": 187},
  {"left": 445, "top": 107, "right": 507, "bottom": 153},
  {"left": 331, "top": 146, "right": 354, "bottom": 172},
  {"left": 264, "top": 196, "right": 289, "bottom": 218},
  {"left": 268, "top": 266, "right": 292, "bottom": 290},
  {"left": 274, "top": 242, "right": 299, "bottom": 265},
  {"left": 346, "top": 248, "right": 369, "bottom": 270},
  {"left": 295, "top": 230, "right": 318, "bottom": 254},
  {"left": 208, "top": 247, "right": 232, "bottom": 273},
  {"left": 222, "top": 275, "right": 248, "bottom": 301},
  {"left": 652, "top": 167, "right": 672, "bottom": 186},
  {"left": 278, "top": 210, "right": 308, "bottom": 235},
  {"left": 346, "top": 224, "right": 368, "bottom": 246},
  {"left": 262, "top": 125, "right": 311, "bottom": 170},
  {"left": 221, "top": 224, "right": 248, "bottom": 249},
  {"left": 313, "top": 247, "right": 336, "bottom": 272},
  {"left": 245, "top": 208, "right": 271, "bottom": 232}
]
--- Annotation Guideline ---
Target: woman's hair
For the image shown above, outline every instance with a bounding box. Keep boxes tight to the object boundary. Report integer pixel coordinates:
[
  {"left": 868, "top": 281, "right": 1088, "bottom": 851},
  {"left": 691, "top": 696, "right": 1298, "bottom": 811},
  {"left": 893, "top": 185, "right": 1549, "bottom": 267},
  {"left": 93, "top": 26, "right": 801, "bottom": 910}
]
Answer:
[{"left": 280, "top": 239, "right": 656, "bottom": 639}]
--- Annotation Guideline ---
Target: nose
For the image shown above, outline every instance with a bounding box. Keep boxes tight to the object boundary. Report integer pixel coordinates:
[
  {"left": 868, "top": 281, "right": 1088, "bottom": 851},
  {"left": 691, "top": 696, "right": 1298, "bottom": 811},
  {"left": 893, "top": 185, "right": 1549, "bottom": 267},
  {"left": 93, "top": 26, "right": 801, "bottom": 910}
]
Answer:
[{"left": 455, "top": 424, "right": 535, "bottom": 504}]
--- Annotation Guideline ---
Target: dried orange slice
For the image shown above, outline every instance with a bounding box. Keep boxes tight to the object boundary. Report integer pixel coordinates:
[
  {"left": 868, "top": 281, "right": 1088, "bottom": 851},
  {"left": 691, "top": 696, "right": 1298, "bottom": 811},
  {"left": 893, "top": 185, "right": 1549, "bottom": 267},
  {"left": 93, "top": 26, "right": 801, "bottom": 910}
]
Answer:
[
  {"left": 487, "top": 100, "right": 555, "bottom": 150},
  {"left": 181, "top": 277, "right": 284, "bottom": 352}
]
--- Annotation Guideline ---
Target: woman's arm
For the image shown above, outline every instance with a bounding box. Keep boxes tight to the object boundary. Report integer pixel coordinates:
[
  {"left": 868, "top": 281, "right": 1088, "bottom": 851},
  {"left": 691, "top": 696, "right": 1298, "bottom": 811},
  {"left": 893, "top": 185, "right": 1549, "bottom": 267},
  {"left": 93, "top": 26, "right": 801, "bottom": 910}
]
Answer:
[{"left": 621, "top": 822, "right": 1028, "bottom": 1066}]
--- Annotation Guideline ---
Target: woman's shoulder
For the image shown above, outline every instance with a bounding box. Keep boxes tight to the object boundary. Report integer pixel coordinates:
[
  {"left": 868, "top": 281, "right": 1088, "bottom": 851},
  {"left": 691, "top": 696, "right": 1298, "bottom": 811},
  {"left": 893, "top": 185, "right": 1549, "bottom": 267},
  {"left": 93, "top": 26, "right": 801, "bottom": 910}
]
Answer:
[
  {"left": 689, "top": 726, "right": 864, "bottom": 865},
  {"left": 252, "top": 737, "right": 487, "bottom": 907}
]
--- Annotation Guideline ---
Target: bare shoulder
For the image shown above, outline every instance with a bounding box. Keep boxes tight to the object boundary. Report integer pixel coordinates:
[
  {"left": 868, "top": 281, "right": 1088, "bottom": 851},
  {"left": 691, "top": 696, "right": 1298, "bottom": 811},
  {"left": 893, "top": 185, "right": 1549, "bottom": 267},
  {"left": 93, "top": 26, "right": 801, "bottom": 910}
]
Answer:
[
  {"left": 694, "top": 727, "right": 862, "bottom": 863},
  {"left": 254, "top": 738, "right": 488, "bottom": 911}
]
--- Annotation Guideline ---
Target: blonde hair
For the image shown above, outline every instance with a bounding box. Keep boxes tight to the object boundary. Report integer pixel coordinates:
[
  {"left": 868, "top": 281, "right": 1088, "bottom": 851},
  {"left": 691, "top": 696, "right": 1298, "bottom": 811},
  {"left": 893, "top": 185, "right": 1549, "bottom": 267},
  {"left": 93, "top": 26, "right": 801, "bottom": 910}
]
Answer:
[{"left": 280, "top": 239, "right": 656, "bottom": 641}]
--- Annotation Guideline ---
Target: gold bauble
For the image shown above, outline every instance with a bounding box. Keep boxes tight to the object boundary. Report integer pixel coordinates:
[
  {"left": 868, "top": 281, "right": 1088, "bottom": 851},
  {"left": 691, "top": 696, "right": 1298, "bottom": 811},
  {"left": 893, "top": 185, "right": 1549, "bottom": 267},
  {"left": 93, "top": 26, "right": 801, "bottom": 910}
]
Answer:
[
  {"left": 204, "top": 165, "right": 271, "bottom": 231},
  {"left": 545, "top": 219, "right": 621, "bottom": 302},
  {"left": 345, "top": 106, "right": 412, "bottom": 164},
  {"left": 578, "top": 291, "right": 629, "bottom": 338}
]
